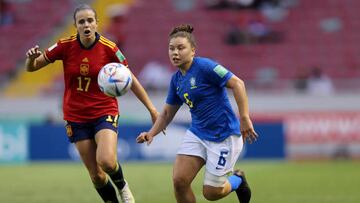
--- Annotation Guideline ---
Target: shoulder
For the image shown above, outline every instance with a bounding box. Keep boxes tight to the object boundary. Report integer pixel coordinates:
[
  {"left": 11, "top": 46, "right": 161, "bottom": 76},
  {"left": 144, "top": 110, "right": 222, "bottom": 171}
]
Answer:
[
  {"left": 53, "top": 35, "right": 77, "bottom": 50},
  {"left": 98, "top": 35, "right": 117, "bottom": 50},
  {"left": 58, "top": 35, "right": 77, "bottom": 44},
  {"left": 196, "top": 57, "right": 217, "bottom": 64},
  {"left": 194, "top": 57, "right": 218, "bottom": 71}
]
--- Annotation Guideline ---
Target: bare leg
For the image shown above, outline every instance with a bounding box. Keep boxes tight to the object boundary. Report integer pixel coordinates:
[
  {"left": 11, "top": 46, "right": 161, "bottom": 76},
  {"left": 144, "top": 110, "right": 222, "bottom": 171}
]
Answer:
[
  {"left": 75, "top": 139, "right": 118, "bottom": 202},
  {"left": 75, "top": 139, "right": 107, "bottom": 185},
  {"left": 95, "top": 129, "right": 118, "bottom": 172},
  {"left": 95, "top": 129, "right": 135, "bottom": 203},
  {"left": 173, "top": 155, "right": 205, "bottom": 203},
  {"left": 202, "top": 183, "right": 232, "bottom": 201}
]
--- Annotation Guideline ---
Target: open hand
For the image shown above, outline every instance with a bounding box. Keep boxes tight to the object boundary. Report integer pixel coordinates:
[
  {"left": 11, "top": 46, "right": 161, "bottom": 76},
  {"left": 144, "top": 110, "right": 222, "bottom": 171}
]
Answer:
[{"left": 240, "top": 117, "right": 259, "bottom": 144}]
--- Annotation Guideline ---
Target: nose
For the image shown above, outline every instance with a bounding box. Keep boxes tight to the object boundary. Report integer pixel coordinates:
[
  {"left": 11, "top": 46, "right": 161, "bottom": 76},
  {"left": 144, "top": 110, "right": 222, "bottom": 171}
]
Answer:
[{"left": 172, "top": 49, "right": 179, "bottom": 55}]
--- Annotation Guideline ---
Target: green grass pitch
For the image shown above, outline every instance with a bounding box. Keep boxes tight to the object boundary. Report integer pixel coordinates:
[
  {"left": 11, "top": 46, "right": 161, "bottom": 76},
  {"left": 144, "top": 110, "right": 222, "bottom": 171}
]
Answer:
[{"left": 1, "top": 160, "right": 359, "bottom": 203}]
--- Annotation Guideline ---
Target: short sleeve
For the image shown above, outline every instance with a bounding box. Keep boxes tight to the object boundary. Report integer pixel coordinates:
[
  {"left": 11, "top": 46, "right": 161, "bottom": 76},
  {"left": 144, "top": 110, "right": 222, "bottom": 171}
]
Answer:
[
  {"left": 166, "top": 75, "right": 183, "bottom": 106},
  {"left": 203, "top": 63, "right": 233, "bottom": 87},
  {"left": 44, "top": 41, "right": 64, "bottom": 63},
  {"left": 113, "top": 47, "right": 128, "bottom": 67}
]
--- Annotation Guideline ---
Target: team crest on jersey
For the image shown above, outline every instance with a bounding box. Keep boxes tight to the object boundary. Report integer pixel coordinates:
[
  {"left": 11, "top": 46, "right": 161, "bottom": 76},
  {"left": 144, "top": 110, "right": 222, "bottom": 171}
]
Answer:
[
  {"left": 82, "top": 57, "right": 89, "bottom": 63},
  {"left": 80, "top": 64, "right": 89, "bottom": 76},
  {"left": 65, "top": 124, "right": 73, "bottom": 137},
  {"left": 190, "top": 77, "right": 197, "bottom": 89}
]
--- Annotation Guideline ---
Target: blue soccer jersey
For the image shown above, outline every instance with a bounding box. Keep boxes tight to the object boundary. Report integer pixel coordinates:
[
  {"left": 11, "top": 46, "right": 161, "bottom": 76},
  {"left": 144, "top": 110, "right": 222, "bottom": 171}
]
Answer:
[{"left": 166, "top": 57, "right": 241, "bottom": 142}]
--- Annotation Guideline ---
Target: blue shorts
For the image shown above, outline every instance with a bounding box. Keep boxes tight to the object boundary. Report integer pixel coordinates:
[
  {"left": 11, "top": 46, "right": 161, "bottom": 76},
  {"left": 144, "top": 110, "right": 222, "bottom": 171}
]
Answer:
[{"left": 65, "top": 115, "right": 119, "bottom": 143}]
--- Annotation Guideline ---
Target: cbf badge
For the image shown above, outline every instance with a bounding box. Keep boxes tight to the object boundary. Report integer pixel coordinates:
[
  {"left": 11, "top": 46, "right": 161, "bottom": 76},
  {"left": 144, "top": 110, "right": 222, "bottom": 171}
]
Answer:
[{"left": 190, "top": 77, "right": 197, "bottom": 89}]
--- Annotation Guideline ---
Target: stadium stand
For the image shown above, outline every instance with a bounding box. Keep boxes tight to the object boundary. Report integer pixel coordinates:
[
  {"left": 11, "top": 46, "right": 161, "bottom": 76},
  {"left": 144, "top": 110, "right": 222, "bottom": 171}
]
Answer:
[
  {"left": 122, "top": 0, "right": 360, "bottom": 81},
  {"left": 0, "top": 0, "right": 72, "bottom": 96},
  {"left": 2, "top": 0, "right": 359, "bottom": 97},
  {"left": 0, "top": 0, "right": 71, "bottom": 79}
]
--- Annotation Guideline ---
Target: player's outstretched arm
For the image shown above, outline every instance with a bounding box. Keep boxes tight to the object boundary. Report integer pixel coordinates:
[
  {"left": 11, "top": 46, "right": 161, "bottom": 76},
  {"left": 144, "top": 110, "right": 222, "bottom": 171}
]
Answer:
[
  {"left": 25, "top": 45, "right": 49, "bottom": 72},
  {"left": 129, "top": 73, "right": 160, "bottom": 122},
  {"left": 136, "top": 104, "right": 180, "bottom": 145},
  {"left": 226, "top": 75, "right": 258, "bottom": 144}
]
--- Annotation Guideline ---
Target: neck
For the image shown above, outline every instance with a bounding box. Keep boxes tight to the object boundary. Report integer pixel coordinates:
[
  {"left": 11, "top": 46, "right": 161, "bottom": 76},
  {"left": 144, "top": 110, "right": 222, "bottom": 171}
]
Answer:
[
  {"left": 179, "top": 58, "right": 193, "bottom": 75},
  {"left": 80, "top": 35, "right": 96, "bottom": 48}
]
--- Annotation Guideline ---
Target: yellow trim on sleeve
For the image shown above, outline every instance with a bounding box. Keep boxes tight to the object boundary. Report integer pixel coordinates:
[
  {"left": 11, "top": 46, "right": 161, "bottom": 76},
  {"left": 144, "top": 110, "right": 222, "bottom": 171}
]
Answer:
[{"left": 99, "top": 38, "right": 116, "bottom": 49}]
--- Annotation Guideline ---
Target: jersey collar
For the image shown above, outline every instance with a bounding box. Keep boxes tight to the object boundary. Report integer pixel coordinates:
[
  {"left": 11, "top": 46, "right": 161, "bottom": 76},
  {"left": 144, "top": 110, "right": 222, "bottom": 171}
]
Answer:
[{"left": 77, "top": 32, "right": 100, "bottom": 50}]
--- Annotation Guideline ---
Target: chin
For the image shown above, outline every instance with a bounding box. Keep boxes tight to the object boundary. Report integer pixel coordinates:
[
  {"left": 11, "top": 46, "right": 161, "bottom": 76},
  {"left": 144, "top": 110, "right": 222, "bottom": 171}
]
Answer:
[{"left": 172, "top": 61, "right": 181, "bottom": 66}]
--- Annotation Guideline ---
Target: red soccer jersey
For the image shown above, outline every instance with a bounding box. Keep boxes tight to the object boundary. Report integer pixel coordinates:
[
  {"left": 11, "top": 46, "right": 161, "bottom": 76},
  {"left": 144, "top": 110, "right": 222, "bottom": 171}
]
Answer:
[{"left": 44, "top": 33, "right": 128, "bottom": 122}]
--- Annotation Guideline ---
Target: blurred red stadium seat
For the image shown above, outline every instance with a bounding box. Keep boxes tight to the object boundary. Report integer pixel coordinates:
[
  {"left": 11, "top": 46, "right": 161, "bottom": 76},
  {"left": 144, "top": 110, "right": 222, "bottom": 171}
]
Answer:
[
  {"left": 123, "top": 0, "right": 360, "bottom": 81},
  {"left": 0, "top": 0, "right": 71, "bottom": 80}
]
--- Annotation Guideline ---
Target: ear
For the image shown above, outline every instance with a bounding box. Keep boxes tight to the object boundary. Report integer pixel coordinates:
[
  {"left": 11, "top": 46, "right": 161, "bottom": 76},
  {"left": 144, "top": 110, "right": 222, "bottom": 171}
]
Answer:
[{"left": 192, "top": 47, "right": 196, "bottom": 57}]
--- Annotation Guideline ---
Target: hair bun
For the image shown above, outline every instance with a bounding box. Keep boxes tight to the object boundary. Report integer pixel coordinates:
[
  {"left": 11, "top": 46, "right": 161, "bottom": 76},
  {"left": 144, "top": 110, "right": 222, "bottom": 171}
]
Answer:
[{"left": 170, "top": 24, "right": 194, "bottom": 36}]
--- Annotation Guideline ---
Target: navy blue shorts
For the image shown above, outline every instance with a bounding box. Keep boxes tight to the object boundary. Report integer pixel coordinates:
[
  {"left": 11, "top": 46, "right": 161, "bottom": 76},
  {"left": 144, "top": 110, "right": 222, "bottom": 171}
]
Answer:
[{"left": 65, "top": 115, "right": 119, "bottom": 143}]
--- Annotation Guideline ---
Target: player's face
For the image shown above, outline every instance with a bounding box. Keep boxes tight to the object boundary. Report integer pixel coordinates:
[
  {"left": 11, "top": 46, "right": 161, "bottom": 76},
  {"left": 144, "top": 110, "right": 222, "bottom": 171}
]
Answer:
[
  {"left": 169, "top": 37, "right": 195, "bottom": 69},
  {"left": 74, "top": 9, "right": 98, "bottom": 41}
]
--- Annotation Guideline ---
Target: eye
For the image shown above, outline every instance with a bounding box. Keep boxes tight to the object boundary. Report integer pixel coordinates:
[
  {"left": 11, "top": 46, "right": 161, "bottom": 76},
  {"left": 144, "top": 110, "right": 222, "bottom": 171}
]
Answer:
[
  {"left": 87, "top": 18, "right": 94, "bottom": 23},
  {"left": 78, "top": 19, "right": 85, "bottom": 24}
]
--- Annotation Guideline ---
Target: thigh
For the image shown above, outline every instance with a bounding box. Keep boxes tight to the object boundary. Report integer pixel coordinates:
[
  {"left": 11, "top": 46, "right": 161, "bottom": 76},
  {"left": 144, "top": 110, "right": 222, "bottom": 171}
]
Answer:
[
  {"left": 205, "top": 135, "right": 243, "bottom": 176},
  {"left": 95, "top": 129, "right": 118, "bottom": 162},
  {"left": 173, "top": 154, "right": 205, "bottom": 184},
  {"left": 94, "top": 115, "right": 119, "bottom": 162}
]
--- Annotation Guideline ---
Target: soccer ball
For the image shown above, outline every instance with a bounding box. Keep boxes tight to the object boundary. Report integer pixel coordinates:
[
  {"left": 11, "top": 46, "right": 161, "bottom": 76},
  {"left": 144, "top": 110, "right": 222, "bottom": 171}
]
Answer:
[{"left": 98, "top": 63, "right": 132, "bottom": 97}]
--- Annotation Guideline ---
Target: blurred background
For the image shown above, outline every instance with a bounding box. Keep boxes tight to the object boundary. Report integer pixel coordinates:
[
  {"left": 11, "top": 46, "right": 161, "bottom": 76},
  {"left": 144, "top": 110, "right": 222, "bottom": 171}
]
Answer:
[{"left": 0, "top": 0, "right": 360, "bottom": 202}]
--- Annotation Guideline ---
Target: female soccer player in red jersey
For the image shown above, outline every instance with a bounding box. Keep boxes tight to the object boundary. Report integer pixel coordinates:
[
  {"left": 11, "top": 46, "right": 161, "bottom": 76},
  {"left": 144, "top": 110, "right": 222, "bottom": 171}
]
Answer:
[{"left": 25, "top": 4, "right": 158, "bottom": 203}]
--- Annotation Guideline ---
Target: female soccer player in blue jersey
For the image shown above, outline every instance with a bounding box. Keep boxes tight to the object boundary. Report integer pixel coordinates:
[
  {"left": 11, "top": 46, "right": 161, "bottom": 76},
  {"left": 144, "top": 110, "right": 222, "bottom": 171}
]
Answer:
[{"left": 136, "top": 24, "right": 258, "bottom": 203}]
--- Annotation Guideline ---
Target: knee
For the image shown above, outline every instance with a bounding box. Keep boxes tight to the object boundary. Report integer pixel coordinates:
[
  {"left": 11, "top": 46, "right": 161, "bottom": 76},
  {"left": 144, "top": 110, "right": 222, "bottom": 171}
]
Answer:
[
  {"left": 97, "top": 157, "right": 116, "bottom": 173},
  {"left": 173, "top": 175, "right": 190, "bottom": 191},
  {"left": 89, "top": 170, "right": 107, "bottom": 185},
  {"left": 202, "top": 185, "right": 224, "bottom": 201},
  {"left": 203, "top": 191, "right": 219, "bottom": 201}
]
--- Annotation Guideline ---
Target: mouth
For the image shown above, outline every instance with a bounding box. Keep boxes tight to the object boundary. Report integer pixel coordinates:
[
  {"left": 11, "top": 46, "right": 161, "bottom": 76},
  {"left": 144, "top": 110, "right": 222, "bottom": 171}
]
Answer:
[
  {"left": 172, "top": 58, "right": 180, "bottom": 63},
  {"left": 84, "top": 30, "right": 91, "bottom": 35}
]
